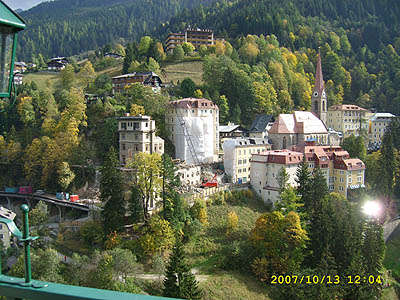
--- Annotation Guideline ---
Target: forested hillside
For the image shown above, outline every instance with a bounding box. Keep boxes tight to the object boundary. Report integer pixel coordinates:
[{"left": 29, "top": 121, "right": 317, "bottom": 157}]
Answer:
[
  {"left": 18, "top": 0, "right": 217, "bottom": 60},
  {"left": 155, "top": 0, "right": 400, "bottom": 115}
]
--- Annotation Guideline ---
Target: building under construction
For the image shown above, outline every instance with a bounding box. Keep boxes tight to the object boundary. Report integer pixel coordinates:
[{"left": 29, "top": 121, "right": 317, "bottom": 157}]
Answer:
[{"left": 166, "top": 98, "right": 219, "bottom": 165}]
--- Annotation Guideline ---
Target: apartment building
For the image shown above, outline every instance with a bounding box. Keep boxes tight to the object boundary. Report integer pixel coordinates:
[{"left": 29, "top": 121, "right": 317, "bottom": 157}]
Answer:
[
  {"left": 165, "top": 28, "right": 224, "bottom": 52},
  {"left": 0, "top": 206, "right": 15, "bottom": 249},
  {"left": 291, "top": 143, "right": 365, "bottom": 198},
  {"left": 250, "top": 150, "right": 304, "bottom": 204},
  {"left": 326, "top": 104, "right": 369, "bottom": 137},
  {"left": 117, "top": 114, "right": 164, "bottom": 165},
  {"left": 223, "top": 138, "right": 271, "bottom": 184},
  {"left": 166, "top": 98, "right": 219, "bottom": 165},
  {"left": 250, "top": 142, "right": 366, "bottom": 204},
  {"left": 368, "top": 113, "right": 396, "bottom": 148}
]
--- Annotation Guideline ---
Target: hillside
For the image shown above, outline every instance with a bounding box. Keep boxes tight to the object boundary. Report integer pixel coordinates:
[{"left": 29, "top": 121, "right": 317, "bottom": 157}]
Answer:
[
  {"left": 156, "top": 0, "right": 400, "bottom": 53},
  {"left": 18, "top": 0, "right": 218, "bottom": 60}
]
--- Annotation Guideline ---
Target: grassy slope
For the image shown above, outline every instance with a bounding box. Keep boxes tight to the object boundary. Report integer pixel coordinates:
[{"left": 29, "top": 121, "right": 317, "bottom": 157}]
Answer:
[
  {"left": 161, "top": 60, "right": 204, "bottom": 85},
  {"left": 185, "top": 195, "right": 273, "bottom": 300},
  {"left": 24, "top": 72, "right": 60, "bottom": 91}
]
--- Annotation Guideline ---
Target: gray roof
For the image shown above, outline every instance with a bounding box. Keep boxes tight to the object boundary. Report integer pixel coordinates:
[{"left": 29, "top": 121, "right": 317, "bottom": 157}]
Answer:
[
  {"left": 249, "top": 114, "right": 274, "bottom": 132},
  {"left": 226, "top": 137, "right": 271, "bottom": 147},
  {"left": 371, "top": 113, "right": 396, "bottom": 121},
  {"left": 219, "top": 124, "right": 248, "bottom": 133}
]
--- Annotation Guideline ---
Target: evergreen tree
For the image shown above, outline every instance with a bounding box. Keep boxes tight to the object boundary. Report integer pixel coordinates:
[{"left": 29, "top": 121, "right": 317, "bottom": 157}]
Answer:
[
  {"left": 295, "top": 156, "right": 312, "bottom": 215},
  {"left": 100, "top": 147, "right": 126, "bottom": 236},
  {"left": 161, "top": 154, "right": 186, "bottom": 229},
  {"left": 310, "top": 166, "right": 329, "bottom": 214},
  {"left": 380, "top": 132, "right": 397, "bottom": 196},
  {"left": 163, "top": 241, "right": 201, "bottom": 300},
  {"left": 128, "top": 185, "right": 144, "bottom": 223},
  {"left": 361, "top": 220, "right": 385, "bottom": 299}
]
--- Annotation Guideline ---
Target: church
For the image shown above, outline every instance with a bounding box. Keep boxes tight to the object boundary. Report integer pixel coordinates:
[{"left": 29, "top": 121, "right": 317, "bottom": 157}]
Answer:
[{"left": 268, "top": 53, "right": 331, "bottom": 150}]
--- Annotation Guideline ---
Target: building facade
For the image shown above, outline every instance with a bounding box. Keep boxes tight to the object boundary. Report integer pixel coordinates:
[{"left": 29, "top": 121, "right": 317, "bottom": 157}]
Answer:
[
  {"left": 47, "top": 57, "right": 69, "bottom": 71},
  {"left": 112, "top": 72, "right": 163, "bottom": 94},
  {"left": 117, "top": 114, "right": 164, "bottom": 165},
  {"left": 166, "top": 98, "right": 219, "bottom": 165},
  {"left": 165, "top": 28, "right": 224, "bottom": 52},
  {"left": 219, "top": 123, "right": 249, "bottom": 144},
  {"left": 250, "top": 150, "right": 303, "bottom": 204},
  {"left": 250, "top": 143, "right": 366, "bottom": 204},
  {"left": 311, "top": 53, "right": 327, "bottom": 124},
  {"left": 368, "top": 113, "right": 396, "bottom": 148},
  {"left": 268, "top": 111, "right": 328, "bottom": 149},
  {"left": 223, "top": 138, "right": 271, "bottom": 184},
  {"left": 326, "top": 104, "right": 369, "bottom": 137},
  {"left": 176, "top": 164, "right": 202, "bottom": 186}
]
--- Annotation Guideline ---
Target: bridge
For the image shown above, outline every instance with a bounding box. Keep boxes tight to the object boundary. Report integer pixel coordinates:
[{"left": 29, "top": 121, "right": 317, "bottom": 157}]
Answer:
[
  {"left": 383, "top": 216, "right": 400, "bottom": 242},
  {"left": 0, "top": 192, "right": 90, "bottom": 220}
]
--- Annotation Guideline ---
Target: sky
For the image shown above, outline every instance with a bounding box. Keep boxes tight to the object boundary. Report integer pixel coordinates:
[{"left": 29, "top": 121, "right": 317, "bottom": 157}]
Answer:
[{"left": 4, "top": 0, "right": 50, "bottom": 11}]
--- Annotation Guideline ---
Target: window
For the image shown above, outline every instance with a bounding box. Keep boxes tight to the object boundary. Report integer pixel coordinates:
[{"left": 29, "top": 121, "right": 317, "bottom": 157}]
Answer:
[
  {"left": 133, "top": 122, "right": 139, "bottom": 130},
  {"left": 145, "top": 145, "right": 148, "bottom": 151},
  {"left": 121, "top": 122, "right": 127, "bottom": 129},
  {"left": 145, "top": 122, "right": 148, "bottom": 127},
  {"left": 121, "top": 133, "right": 125, "bottom": 140},
  {"left": 146, "top": 133, "right": 149, "bottom": 139},
  {"left": 340, "top": 178, "right": 344, "bottom": 183},
  {"left": 122, "top": 155, "right": 126, "bottom": 165},
  {"left": 135, "top": 134, "right": 138, "bottom": 140},
  {"left": 348, "top": 177, "right": 352, "bottom": 183},
  {"left": 358, "top": 176, "right": 362, "bottom": 182},
  {"left": 122, "top": 143, "right": 126, "bottom": 151}
]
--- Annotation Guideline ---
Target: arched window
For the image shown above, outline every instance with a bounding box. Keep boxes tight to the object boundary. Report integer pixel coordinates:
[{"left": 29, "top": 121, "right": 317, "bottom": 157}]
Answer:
[
  {"left": 314, "top": 101, "right": 318, "bottom": 112},
  {"left": 282, "top": 136, "right": 287, "bottom": 149},
  {"left": 323, "top": 101, "right": 326, "bottom": 111}
]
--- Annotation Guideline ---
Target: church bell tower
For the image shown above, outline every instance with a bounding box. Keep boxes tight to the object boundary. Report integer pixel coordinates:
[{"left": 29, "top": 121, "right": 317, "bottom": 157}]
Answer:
[{"left": 311, "top": 52, "right": 327, "bottom": 125}]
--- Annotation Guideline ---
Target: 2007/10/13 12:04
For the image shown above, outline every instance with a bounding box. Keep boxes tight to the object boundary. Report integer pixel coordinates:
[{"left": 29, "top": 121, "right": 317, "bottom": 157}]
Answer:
[{"left": 271, "top": 275, "right": 383, "bottom": 285}]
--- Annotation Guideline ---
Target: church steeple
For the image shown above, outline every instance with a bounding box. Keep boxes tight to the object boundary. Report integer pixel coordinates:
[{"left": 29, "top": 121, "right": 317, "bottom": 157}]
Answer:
[{"left": 311, "top": 51, "right": 327, "bottom": 124}]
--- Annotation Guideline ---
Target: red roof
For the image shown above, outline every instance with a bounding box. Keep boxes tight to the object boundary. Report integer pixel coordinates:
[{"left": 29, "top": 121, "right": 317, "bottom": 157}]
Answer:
[
  {"left": 252, "top": 149, "right": 304, "bottom": 165},
  {"left": 169, "top": 98, "right": 218, "bottom": 110},
  {"left": 328, "top": 104, "right": 368, "bottom": 111}
]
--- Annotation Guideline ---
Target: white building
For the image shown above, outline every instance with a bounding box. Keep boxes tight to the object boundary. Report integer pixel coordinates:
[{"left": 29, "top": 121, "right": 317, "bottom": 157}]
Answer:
[
  {"left": 166, "top": 98, "right": 219, "bottom": 165},
  {"left": 368, "top": 113, "right": 396, "bottom": 148},
  {"left": 223, "top": 138, "right": 271, "bottom": 184},
  {"left": 176, "top": 164, "right": 202, "bottom": 186},
  {"left": 117, "top": 114, "right": 164, "bottom": 165},
  {"left": 250, "top": 150, "right": 303, "bottom": 204}
]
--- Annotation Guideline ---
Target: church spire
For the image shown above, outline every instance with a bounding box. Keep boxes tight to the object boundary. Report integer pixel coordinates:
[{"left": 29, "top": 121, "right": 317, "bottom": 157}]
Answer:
[
  {"left": 314, "top": 51, "right": 324, "bottom": 94},
  {"left": 311, "top": 50, "right": 327, "bottom": 125}
]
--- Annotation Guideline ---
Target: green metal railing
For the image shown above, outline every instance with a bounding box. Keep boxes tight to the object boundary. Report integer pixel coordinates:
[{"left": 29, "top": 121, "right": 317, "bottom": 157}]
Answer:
[{"left": 0, "top": 205, "right": 180, "bottom": 300}]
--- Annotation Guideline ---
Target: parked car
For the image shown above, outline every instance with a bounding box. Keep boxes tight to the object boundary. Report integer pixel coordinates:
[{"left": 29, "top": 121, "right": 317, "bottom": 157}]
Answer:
[{"left": 34, "top": 190, "right": 46, "bottom": 195}]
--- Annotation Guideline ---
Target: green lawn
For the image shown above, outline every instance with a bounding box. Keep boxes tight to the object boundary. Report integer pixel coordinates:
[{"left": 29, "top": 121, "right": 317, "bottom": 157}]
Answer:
[
  {"left": 24, "top": 72, "right": 60, "bottom": 91},
  {"left": 161, "top": 60, "right": 204, "bottom": 85},
  {"left": 200, "top": 271, "right": 273, "bottom": 300}
]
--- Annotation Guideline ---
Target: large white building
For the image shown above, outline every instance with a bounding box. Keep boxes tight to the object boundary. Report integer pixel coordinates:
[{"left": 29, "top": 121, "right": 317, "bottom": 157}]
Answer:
[
  {"left": 223, "top": 138, "right": 271, "bottom": 184},
  {"left": 166, "top": 98, "right": 219, "bottom": 164}
]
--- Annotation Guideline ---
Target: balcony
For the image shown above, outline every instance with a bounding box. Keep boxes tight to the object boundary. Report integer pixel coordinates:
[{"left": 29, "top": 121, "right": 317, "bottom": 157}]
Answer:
[{"left": 0, "top": 274, "right": 180, "bottom": 300}]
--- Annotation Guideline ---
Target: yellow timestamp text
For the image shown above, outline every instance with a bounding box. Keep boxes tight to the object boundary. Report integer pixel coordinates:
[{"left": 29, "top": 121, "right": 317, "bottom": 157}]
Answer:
[{"left": 271, "top": 275, "right": 383, "bottom": 285}]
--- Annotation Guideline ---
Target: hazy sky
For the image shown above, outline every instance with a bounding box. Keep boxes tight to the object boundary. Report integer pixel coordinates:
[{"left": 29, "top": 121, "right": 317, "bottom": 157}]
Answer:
[{"left": 4, "top": 0, "right": 50, "bottom": 11}]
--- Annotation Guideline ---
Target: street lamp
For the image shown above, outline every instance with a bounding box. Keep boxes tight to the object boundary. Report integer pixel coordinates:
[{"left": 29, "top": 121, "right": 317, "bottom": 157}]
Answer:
[
  {"left": 0, "top": 1, "right": 25, "bottom": 98},
  {"left": 0, "top": 205, "right": 43, "bottom": 287}
]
